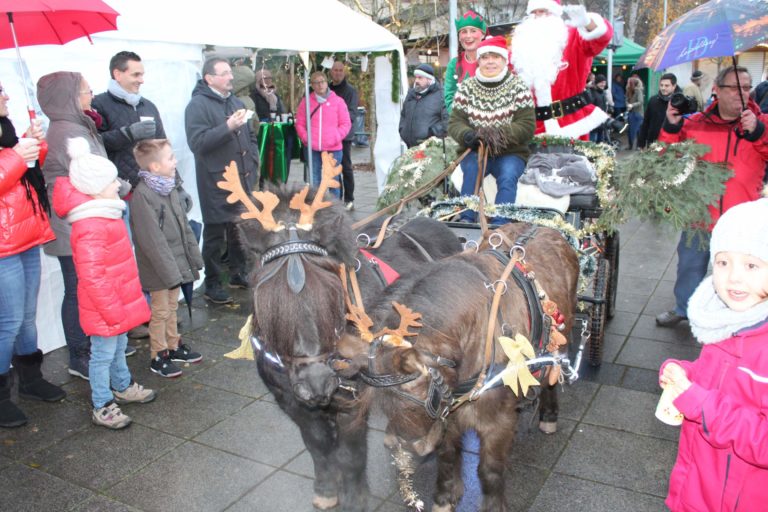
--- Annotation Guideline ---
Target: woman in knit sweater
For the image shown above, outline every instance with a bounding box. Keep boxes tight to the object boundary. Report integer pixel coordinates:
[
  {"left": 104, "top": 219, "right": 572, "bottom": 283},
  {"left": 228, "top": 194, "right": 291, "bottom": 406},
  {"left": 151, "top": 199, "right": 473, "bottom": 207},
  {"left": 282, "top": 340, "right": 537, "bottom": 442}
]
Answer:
[{"left": 448, "top": 36, "right": 536, "bottom": 223}]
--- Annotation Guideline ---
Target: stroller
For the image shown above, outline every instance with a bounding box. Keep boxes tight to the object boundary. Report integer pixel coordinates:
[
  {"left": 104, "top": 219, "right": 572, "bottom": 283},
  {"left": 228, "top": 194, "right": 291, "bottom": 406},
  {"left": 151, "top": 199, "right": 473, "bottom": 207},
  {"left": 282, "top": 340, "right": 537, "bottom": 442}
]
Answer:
[{"left": 602, "top": 112, "right": 629, "bottom": 151}]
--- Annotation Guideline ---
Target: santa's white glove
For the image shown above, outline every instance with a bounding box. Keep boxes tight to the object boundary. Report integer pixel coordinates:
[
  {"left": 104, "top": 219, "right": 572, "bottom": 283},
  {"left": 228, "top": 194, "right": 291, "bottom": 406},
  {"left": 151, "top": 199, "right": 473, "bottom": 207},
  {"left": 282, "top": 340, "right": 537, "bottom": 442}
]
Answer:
[{"left": 563, "top": 5, "right": 590, "bottom": 28}]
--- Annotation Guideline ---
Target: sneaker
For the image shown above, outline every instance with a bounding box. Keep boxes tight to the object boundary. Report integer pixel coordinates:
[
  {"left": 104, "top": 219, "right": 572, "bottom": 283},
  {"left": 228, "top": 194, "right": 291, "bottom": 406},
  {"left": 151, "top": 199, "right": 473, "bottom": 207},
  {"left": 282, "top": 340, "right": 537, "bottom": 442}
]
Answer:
[
  {"left": 228, "top": 273, "right": 249, "bottom": 289},
  {"left": 125, "top": 345, "right": 137, "bottom": 357},
  {"left": 203, "top": 284, "right": 233, "bottom": 304},
  {"left": 655, "top": 310, "right": 688, "bottom": 327},
  {"left": 68, "top": 359, "right": 90, "bottom": 381},
  {"left": 345, "top": 201, "right": 354, "bottom": 211},
  {"left": 92, "top": 402, "right": 132, "bottom": 430},
  {"left": 113, "top": 382, "right": 156, "bottom": 404},
  {"left": 127, "top": 323, "right": 149, "bottom": 339},
  {"left": 169, "top": 343, "right": 203, "bottom": 364},
  {"left": 150, "top": 351, "right": 183, "bottom": 378}
]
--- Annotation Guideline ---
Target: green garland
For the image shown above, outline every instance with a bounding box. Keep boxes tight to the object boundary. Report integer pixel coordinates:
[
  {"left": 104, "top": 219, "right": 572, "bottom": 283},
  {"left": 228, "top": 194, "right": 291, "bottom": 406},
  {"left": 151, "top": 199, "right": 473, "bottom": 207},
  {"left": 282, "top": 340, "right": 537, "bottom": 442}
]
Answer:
[
  {"left": 391, "top": 50, "right": 401, "bottom": 103},
  {"left": 377, "top": 137, "right": 460, "bottom": 209},
  {"left": 599, "top": 141, "right": 732, "bottom": 236}
]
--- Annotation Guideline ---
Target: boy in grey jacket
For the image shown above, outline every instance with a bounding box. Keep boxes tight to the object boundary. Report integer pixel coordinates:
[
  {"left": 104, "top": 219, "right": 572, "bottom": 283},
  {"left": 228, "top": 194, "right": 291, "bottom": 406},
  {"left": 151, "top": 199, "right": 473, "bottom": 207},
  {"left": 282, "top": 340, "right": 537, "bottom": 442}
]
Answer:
[{"left": 130, "top": 140, "right": 204, "bottom": 377}]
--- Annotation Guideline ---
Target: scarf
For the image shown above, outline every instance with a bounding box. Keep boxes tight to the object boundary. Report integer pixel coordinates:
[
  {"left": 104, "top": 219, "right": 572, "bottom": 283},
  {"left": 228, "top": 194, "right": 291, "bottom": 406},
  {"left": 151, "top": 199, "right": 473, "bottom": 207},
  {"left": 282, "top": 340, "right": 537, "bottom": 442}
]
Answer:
[
  {"left": 83, "top": 109, "right": 103, "bottom": 130},
  {"left": 476, "top": 68, "right": 508, "bottom": 84},
  {"left": 107, "top": 79, "right": 142, "bottom": 107},
  {"left": 65, "top": 198, "right": 125, "bottom": 223},
  {"left": 0, "top": 116, "right": 50, "bottom": 216},
  {"left": 315, "top": 91, "right": 330, "bottom": 104},
  {"left": 687, "top": 276, "right": 768, "bottom": 344},
  {"left": 138, "top": 170, "right": 176, "bottom": 196}
]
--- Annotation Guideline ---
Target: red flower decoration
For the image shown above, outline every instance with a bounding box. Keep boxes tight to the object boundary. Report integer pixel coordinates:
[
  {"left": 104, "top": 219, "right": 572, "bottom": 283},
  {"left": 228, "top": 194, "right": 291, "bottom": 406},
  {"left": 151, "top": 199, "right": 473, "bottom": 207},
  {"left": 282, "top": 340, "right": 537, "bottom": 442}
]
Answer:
[{"left": 413, "top": 150, "right": 426, "bottom": 159}]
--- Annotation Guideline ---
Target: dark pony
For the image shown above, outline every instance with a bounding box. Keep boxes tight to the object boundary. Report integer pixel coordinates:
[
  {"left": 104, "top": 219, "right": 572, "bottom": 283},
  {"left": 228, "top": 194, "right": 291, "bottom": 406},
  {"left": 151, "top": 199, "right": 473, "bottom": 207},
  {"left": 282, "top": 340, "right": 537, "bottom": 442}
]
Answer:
[
  {"left": 340, "top": 222, "right": 580, "bottom": 511},
  {"left": 232, "top": 161, "right": 462, "bottom": 511}
]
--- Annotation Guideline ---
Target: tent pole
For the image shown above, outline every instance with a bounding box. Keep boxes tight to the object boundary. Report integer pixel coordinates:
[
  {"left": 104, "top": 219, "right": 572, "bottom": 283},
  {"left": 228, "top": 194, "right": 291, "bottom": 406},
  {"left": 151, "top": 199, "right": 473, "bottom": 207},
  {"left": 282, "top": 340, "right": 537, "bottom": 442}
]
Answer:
[
  {"left": 7, "top": 13, "right": 36, "bottom": 121},
  {"left": 304, "top": 61, "right": 312, "bottom": 184}
]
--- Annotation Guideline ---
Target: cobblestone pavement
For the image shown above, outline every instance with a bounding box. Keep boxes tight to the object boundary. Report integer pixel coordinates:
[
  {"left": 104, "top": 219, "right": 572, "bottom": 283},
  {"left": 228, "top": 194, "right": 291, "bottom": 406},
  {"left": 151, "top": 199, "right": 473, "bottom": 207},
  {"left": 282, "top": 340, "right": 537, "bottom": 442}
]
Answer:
[{"left": 0, "top": 148, "right": 693, "bottom": 511}]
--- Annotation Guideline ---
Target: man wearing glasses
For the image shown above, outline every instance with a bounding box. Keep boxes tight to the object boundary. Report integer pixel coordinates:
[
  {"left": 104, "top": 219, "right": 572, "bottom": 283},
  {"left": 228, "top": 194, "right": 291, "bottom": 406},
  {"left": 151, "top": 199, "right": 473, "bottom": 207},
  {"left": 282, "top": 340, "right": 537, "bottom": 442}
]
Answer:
[
  {"left": 185, "top": 57, "right": 259, "bottom": 304},
  {"left": 655, "top": 66, "right": 768, "bottom": 328}
]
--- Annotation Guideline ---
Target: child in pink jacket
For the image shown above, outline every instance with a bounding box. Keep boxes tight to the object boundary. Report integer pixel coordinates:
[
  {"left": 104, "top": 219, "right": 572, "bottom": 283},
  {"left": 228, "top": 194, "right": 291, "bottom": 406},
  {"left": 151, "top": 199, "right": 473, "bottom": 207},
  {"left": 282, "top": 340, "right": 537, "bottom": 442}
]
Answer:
[
  {"left": 660, "top": 198, "right": 768, "bottom": 511},
  {"left": 53, "top": 137, "right": 156, "bottom": 430}
]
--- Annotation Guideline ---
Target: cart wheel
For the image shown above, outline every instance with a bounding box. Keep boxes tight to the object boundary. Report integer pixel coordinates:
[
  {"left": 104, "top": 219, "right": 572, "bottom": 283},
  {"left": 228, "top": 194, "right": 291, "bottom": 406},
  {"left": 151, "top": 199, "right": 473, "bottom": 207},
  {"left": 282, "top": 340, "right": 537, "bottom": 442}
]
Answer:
[
  {"left": 604, "top": 231, "right": 620, "bottom": 319},
  {"left": 589, "top": 257, "right": 610, "bottom": 366}
]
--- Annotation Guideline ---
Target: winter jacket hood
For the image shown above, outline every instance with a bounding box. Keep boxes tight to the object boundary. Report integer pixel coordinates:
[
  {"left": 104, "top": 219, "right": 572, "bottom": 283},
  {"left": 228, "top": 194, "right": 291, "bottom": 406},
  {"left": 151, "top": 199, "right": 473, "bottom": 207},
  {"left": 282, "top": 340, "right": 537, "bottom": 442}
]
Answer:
[
  {"left": 661, "top": 318, "right": 768, "bottom": 512},
  {"left": 52, "top": 177, "right": 149, "bottom": 336}
]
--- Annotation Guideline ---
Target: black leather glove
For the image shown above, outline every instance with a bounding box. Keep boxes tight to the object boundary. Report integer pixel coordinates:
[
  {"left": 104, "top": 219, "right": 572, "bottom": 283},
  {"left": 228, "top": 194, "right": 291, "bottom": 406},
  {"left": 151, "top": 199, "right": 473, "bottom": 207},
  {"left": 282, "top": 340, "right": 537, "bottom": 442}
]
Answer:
[
  {"left": 120, "top": 119, "right": 156, "bottom": 142},
  {"left": 463, "top": 130, "right": 480, "bottom": 149}
]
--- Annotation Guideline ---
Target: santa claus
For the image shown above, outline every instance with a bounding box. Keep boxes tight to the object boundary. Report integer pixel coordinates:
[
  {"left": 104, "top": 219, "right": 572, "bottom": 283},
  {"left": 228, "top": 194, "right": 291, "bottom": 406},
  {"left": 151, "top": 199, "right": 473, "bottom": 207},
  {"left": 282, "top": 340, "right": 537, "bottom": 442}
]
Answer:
[{"left": 511, "top": 0, "right": 613, "bottom": 139}]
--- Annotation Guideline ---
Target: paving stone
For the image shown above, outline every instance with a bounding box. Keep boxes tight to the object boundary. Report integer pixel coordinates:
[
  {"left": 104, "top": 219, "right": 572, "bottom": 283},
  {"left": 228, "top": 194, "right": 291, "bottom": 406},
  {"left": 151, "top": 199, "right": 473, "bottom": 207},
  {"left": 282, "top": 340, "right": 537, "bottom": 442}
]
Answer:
[
  {"left": 614, "top": 275, "right": 658, "bottom": 296},
  {"left": 71, "top": 495, "right": 141, "bottom": 511},
  {"left": 583, "top": 385, "right": 679, "bottom": 441},
  {"left": 616, "top": 337, "right": 700, "bottom": 371},
  {"left": 29, "top": 423, "right": 182, "bottom": 490},
  {"left": 0, "top": 454, "right": 11, "bottom": 470},
  {"left": 194, "top": 400, "right": 304, "bottom": 467},
  {"left": 630, "top": 314, "right": 698, "bottom": 345},
  {"left": 622, "top": 366, "right": 665, "bottom": 394},
  {"left": 0, "top": 462, "right": 92, "bottom": 511},
  {"left": 501, "top": 463, "right": 550, "bottom": 511},
  {"left": 227, "top": 470, "right": 316, "bottom": 511},
  {"left": 605, "top": 310, "right": 639, "bottom": 336},
  {"left": 188, "top": 312, "right": 249, "bottom": 348},
  {"left": 509, "top": 418, "right": 577, "bottom": 470},
  {"left": 579, "top": 361, "right": 625, "bottom": 387},
  {"left": 613, "top": 291, "right": 649, "bottom": 315},
  {"left": 108, "top": 441, "right": 272, "bottom": 512},
  {"left": 558, "top": 379, "right": 600, "bottom": 421},
  {"left": 601, "top": 332, "right": 627, "bottom": 363},
  {"left": 555, "top": 424, "right": 676, "bottom": 496},
  {"left": 530, "top": 473, "right": 667, "bottom": 512},
  {"left": 0, "top": 398, "right": 90, "bottom": 460},
  {"left": 192, "top": 357, "right": 270, "bottom": 399},
  {"left": 124, "top": 380, "right": 252, "bottom": 439}
]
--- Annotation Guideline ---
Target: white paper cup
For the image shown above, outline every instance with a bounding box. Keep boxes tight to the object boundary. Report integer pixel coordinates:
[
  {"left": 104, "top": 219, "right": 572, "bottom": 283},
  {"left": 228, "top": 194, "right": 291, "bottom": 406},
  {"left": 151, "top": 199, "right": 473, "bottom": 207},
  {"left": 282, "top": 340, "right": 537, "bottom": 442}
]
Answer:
[
  {"left": 655, "top": 386, "right": 684, "bottom": 426},
  {"left": 269, "top": 112, "right": 277, "bottom": 121},
  {"left": 139, "top": 116, "right": 154, "bottom": 122},
  {"left": 280, "top": 113, "right": 290, "bottom": 123},
  {"left": 18, "top": 137, "right": 39, "bottom": 168}
]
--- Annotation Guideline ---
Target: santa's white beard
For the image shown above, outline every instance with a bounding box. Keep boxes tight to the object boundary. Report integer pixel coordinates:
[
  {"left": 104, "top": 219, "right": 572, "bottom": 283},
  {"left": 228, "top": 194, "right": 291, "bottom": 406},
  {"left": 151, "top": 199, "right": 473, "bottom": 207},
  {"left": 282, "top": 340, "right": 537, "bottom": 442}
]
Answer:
[{"left": 511, "top": 15, "right": 569, "bottom": 105}]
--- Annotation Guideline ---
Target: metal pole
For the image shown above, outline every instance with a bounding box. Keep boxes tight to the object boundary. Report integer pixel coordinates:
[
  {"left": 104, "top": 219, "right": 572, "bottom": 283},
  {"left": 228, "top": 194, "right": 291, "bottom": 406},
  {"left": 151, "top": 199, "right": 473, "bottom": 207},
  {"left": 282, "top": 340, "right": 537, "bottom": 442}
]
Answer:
[
  {"left": 302, "top": 55, "right": 313, "bottom": 185},
  {"left": 449, "top": 0, "right": 458, "bottom": 59},
  {"left": 7, "top": 13, "right": 36, "bottom": 121},
  {"left": 607, "top": 0, "right": 614, "bottom": 97},
  {"left": 663, "top": 0, "right": 668, "bottom": 28}
]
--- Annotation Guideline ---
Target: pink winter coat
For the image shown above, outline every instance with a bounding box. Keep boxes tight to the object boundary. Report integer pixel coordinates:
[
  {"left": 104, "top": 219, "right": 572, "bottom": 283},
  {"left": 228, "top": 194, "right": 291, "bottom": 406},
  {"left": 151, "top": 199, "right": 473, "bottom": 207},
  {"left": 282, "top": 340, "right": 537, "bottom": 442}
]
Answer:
[
  {"left": 52, "top": 177, "right": 150, "bottom": 337},
  {"left": 660, "top": 319, "right": 768, "bottom": 511},
  {"left": 295, "top": 90, "right": 351, "bottom": 152}
]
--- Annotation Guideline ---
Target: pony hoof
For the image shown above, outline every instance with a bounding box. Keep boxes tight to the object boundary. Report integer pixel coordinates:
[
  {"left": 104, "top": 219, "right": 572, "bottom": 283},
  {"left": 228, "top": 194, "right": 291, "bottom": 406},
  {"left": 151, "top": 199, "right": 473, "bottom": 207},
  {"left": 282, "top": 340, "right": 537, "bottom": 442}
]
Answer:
[
  {"left": 312, "top": 495, "right": 339, "bottom": 510},
  {"left": 538, "top": 421, "right": 558, "bottom": 435},
  {"left": 433, "top": 504, "right": 453, "bottom": 512}
]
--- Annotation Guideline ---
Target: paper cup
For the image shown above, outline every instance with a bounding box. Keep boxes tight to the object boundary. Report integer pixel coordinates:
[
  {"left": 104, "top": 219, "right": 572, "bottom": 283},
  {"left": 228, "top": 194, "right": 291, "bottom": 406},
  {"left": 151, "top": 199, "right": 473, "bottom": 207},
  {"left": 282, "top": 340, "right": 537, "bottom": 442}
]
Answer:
[
  {"left": 280, "top": 113, "right": 290, "bottom": 123},
  {"left": 18, "top": 137, "right": 39, "bottom": 168},
  {"left": 655, "top": 386, "right": 684, "bottom": 426},
  {"left": 139, "top": 116, "right": 154, "bottom": 122}
]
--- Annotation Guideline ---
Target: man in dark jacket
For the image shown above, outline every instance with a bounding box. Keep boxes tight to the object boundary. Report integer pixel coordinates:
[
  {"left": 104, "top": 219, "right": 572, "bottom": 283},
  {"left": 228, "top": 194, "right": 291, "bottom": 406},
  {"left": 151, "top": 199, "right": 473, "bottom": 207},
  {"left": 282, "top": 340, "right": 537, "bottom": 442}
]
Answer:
[
  {"left": 329, "top": 61, "right": 358, "bottom": 210},
  {"left": 638, "top": 73, "right": 679, "bottom": 148},
  {"left": 92, "top": 51, "right": 166, "bottom": 189},
  {"left": 399, "top": 64, "right": 448, "bottom": 148},
  {"left": 184, "top": 57, "right": 259, "bottom": 304}
]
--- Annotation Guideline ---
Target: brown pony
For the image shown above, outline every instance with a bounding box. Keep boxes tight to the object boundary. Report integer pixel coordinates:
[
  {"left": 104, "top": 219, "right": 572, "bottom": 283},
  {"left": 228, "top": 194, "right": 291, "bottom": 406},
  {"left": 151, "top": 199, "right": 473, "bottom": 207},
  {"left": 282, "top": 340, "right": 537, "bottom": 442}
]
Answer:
[
  {"left": 225, "top": 158, "right": 462, "bottom": 511},
  {"left": 340, "top": 222, "right": 580, "bottom": 511}
]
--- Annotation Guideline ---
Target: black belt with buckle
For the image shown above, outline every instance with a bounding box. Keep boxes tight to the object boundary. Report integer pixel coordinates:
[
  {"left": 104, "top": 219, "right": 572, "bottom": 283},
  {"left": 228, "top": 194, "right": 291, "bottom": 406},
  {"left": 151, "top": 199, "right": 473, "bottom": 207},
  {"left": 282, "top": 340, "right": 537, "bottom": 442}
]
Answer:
[{"left": 535, "top": 91, "right": 592, "bottom": 121}]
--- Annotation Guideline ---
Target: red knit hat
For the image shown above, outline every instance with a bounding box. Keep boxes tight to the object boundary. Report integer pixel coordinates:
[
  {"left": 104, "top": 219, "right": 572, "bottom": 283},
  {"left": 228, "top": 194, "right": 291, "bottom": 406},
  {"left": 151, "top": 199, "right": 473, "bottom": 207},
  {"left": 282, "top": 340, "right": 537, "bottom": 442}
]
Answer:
[
  {"left": 476, "top": 36, "right": 509, "bottom": 64},
  {"left": 526, "top": 0, "right": 563, "bottom": 16}
]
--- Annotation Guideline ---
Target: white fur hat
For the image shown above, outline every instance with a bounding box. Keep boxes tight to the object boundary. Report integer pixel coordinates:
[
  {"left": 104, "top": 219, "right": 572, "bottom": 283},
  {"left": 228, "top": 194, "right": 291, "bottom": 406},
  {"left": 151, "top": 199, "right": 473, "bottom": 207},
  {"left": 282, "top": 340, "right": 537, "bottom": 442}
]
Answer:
[
  {"left": 526, "top": 0, "right": 563, "bottom": 16},
  {"left": 67, "top": 137, "right": 117, "bottom": 195},
  {"left": 709, "top": 198, "right": 768, "bottom": 264}
]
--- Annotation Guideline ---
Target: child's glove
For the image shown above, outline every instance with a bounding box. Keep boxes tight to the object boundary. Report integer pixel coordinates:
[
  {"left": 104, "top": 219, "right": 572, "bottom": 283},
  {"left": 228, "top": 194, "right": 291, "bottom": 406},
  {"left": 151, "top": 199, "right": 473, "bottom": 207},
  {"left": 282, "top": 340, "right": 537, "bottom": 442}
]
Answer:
[
  {"left": 563, "top": 5, "right": 591, "bottom": 28},
  {"left": 116, "top": 178, "right": 132, "bottom": 198},
  {"left": 178, "top": 189, "right": 193, "bottom": 213},
  {"left": 121, "top": 119, "right": 156, "bottom": 142}
]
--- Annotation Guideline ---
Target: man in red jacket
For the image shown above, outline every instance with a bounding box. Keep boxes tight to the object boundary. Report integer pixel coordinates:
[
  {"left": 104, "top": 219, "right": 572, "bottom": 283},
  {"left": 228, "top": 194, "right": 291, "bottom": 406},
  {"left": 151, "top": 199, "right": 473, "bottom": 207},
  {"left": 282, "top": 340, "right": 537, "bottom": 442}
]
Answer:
[{"left": 656, "top": 66, "right": 768, "bottom": 327}]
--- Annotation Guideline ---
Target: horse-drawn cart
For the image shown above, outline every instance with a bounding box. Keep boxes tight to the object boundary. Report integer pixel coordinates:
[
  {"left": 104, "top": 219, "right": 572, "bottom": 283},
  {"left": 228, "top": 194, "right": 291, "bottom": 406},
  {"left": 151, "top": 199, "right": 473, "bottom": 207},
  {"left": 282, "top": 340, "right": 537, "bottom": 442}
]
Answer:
[{"left": 380, "top": 135, "right": 621, "bottom": 367}]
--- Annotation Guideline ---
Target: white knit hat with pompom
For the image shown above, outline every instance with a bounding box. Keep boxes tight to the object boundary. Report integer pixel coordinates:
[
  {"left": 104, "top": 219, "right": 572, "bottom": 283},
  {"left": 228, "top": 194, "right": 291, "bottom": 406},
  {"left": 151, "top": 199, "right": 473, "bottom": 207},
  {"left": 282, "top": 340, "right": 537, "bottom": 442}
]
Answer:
[
  {"left": 67, "top": 137, "right": 117, "bottom": 195},
  {"left": 709, "top": 198, "right": 768, "bottom": 264}
]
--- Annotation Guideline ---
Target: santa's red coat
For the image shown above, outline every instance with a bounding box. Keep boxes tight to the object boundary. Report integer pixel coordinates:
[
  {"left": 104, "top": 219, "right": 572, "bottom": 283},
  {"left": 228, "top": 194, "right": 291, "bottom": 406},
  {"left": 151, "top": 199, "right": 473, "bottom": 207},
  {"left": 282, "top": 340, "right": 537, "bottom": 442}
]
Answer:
[{"left": 530, "top": 15, "right": 613, "bottom": 139}]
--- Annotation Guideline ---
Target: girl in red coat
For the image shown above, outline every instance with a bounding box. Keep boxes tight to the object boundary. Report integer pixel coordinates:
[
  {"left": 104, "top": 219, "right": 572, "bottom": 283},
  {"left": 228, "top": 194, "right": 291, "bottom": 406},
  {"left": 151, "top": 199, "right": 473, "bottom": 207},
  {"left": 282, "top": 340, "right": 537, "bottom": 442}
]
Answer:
[
  {"left": 0, "top": 82, "right": 66, "bottom": 428},
  {"left": 53, "top": 137, "right": 156, "bottom": 430},
  {"left": 660, "top": 198, "right": 768, "bottom": 511}
]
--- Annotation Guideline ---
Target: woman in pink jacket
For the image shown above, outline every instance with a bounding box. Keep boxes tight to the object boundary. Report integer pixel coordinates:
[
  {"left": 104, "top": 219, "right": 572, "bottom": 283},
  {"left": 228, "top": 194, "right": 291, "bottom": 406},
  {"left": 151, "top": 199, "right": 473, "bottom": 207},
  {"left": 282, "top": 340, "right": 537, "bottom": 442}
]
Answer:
[
  {"left": 295, "top": 71, "right": 351, "bottom": 198},
  {"left": 660, "top": 198, "right": 768, "bottom": 511}
]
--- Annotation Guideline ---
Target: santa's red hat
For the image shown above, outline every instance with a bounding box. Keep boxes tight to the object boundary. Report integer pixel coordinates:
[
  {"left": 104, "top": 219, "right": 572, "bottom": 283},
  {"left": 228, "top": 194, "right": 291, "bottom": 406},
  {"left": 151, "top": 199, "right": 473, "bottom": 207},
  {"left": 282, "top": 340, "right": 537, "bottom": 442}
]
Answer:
[
  {"left": 526, "top": 0, "right": 563, "bottom": 16},
  {"left": 476, "top": 36, "right": 510, "bottom": 64}
]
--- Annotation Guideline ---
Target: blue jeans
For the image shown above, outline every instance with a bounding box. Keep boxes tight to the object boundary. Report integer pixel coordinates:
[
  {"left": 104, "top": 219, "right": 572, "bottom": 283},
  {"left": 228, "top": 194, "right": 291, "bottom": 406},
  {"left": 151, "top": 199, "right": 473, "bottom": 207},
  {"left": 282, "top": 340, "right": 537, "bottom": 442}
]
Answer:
[
  {"left": 58, "top": 256, "right": 90, "bottom": 365},
  {"left": 89, "top": 333, "right": 132, "bottom": 408},
  {"left": 674, "top": 231, "right": 710, "bottom": 317},
  {"left": 628, "top": 112, "right": 643, "bottom": 146},
  {"left": 310, "top": 149, "right": 342, "bottom": 199},
  {"left": 460, "top": 151, "right": 526, "bottom": 223},
  {"left": 0, "top": 247, "right": 42, "bottom": 373}
]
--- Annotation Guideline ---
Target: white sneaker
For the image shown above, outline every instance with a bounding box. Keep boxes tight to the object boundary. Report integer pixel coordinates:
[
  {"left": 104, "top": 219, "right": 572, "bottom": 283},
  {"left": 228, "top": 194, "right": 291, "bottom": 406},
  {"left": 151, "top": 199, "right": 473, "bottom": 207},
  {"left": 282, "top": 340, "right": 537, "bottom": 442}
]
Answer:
[
  {"left": 113, "top": 382, "right": 156, "bottom": 404},
  {"left": 345, "top": 201, "right": 354, "bottom": 211},
  {"left": 92, "top": 402, "right": 132, "bottom": 429}
]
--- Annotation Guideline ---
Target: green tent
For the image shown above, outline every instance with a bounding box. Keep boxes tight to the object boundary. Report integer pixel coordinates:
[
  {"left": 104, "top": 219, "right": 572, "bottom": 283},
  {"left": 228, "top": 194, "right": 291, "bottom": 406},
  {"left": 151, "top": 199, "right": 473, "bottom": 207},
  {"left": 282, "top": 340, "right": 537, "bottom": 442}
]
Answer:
[{"left": 596, "top": 38, "right": 645, "bottom": 66}]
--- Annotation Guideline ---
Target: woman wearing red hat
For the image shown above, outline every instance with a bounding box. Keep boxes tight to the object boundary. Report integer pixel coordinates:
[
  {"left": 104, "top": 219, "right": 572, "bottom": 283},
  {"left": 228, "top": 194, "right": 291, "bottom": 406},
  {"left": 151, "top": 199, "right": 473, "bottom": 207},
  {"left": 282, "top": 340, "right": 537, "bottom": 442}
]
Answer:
[
  {"left": 448, "top": 36, "right": 536, "bottom": 223},
  {"left": 444, "top": 10, "right": 487, "bottom": 113}
]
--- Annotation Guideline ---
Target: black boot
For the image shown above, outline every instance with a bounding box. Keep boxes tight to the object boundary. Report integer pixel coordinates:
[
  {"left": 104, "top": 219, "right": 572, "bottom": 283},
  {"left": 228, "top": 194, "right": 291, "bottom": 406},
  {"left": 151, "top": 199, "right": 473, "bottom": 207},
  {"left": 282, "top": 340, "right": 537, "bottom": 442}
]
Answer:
[
  {"left": 13, "top": 350, "right": 66, "bottom": 402},
  {"left": 0, "top": 373, "right": 27, "bottom": 428}
]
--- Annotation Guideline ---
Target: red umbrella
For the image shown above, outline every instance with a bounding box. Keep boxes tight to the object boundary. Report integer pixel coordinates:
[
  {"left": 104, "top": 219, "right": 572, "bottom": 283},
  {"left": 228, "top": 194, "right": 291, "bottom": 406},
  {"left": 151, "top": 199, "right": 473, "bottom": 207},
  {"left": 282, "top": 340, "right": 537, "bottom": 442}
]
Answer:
[{"left": 0, "top": 0, "right": 119, "bottom": 119}]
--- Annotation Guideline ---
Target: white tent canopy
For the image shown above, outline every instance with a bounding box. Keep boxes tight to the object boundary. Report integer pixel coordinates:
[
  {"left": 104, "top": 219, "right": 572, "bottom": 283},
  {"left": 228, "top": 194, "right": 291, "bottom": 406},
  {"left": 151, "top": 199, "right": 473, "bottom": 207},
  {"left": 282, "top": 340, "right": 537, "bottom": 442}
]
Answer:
[{"left": 0, "top": 0, "right": 407, "bottom": 353}]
